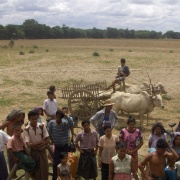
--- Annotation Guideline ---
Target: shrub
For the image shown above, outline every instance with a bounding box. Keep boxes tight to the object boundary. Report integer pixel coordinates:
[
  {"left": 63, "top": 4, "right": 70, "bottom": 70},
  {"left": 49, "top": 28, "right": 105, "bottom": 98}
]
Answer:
[
  {"left": 169, "top": 50, "right": 173, "bottom": 53},
  {"left": 32, "top": 45, "right": 38, "bottom": 49},
  {"left": 128, "top": 49, "right": 132, "bottom": 52},
  {"left": 109, "top": 49, "right": 114, "bottom": 51},
  {"left": 1, "top": 46, "right": 8, "bottom": 49},
  {"left": 45, "top": 49, "right": 49, "bottom": 52},
  {"left": 19, "top": 51, "right": 25, "bottom": 55},
  {"left": 92, "top": 51, "right": 100, "bottom": 56},
  {"left": 29, "top": 49, "right": 35, "bottom": 53},
  {"left": 8, "top": 39, "right": 15, "bottom": 48}
]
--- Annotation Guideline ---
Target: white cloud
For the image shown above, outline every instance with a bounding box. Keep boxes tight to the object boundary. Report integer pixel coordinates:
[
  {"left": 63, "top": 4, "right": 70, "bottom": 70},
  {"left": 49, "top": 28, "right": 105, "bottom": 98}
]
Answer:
[{"left": 0, "top": 0, "right": 179, "bottom": 33}]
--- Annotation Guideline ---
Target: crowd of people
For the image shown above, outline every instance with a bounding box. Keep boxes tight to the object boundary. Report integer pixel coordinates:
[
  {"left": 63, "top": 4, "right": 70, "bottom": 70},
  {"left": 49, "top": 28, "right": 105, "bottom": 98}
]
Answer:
[{"left": 0, "top": 59, "right": 180, "bottom": 180}]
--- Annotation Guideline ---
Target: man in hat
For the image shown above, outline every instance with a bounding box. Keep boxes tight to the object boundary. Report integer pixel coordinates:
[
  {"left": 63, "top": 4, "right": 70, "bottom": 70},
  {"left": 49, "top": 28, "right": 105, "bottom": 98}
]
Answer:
[
  {"left": 90, "top": 99, "right": 119, "bottom": 137},
  {"left": 107, "top": 58, "right": 130, "bottom": 93}
]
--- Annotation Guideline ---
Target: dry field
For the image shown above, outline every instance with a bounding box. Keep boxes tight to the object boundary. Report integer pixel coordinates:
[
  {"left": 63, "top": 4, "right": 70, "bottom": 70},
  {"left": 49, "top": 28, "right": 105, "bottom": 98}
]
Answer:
[{"left": 0, "top": 39, "right": 180, "bottom": 178}]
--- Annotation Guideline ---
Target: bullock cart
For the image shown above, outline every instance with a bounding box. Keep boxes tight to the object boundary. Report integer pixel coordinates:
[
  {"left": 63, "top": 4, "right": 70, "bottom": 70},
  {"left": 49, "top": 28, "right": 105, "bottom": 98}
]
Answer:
[{"left": 60, "top": 81, "right": 108, "bottom": 120}]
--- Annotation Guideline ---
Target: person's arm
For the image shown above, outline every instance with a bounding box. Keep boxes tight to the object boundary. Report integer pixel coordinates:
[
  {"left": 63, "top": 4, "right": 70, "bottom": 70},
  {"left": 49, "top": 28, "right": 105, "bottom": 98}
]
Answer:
[
  {"left": 138, "top": 154, "right": 152, "bottom": 180},
  {"left": 94, "top": 131, "right": 99, "bottom": 155},
  {"left": 131, "top": 138, "right": 143, "bottom": 155},
  {"left": 57, "top": 166, "right": 61, "bottom": 180},
  {"left": 74, "top": 133, "right": 84, "bottom": 154},
  {"left": 90, "top": 112, "right": 99, "bottom": 129},
  {"left": 98, "top": 146, "right": 103, "bottom": 167},
  {"left": 165, "top": 143, "right": 179, "bottom": 160},
  {"left": 148, "top": 134, "right": 152, "bottom": 148},
  {"left": 109, "top": 159, "right": 114, "bottom": 180},
  {"left": 0, "top": 121, "right": 10, "bottom": 130},
  {"left": 131, "top": 157, "right": 139, "bottom": 180},
  {"left": 70, "top": 127, "right": 75, "bottom": 141}
]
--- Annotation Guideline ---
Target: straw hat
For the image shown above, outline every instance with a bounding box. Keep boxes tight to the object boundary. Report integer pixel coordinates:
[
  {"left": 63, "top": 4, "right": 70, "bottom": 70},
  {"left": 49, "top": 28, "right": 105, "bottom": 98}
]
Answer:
[{"left": 103, "top": 99, "right": 115, "bottom": 106}]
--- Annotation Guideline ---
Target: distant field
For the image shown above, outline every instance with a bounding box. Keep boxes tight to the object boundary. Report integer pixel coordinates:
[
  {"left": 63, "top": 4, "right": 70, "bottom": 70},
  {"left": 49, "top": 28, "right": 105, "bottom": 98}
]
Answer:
[{"left": 0, "top": 39, "right": 180, "bottom": 179}]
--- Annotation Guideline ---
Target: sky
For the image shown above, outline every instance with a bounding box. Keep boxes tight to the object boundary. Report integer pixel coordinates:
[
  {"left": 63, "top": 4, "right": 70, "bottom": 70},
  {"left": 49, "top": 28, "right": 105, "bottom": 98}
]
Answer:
[{"left": 0, "top": 0, "right": 180, "bottom": 33}]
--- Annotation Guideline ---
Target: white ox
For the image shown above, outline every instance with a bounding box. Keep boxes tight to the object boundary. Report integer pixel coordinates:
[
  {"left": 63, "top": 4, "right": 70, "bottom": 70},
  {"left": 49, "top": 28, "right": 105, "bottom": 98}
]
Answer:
[
  {"left": 111, "top": 91, "right": 164, "bottom": 129},
  {"left": 116, "top": 82, "right": 167, "bottom": 94}
]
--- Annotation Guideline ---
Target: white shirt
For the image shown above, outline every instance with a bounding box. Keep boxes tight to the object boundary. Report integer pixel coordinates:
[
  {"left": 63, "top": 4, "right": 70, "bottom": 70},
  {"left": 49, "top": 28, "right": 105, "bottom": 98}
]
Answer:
[
  {"left": 0, "top": 130, "right": 11, "bottom": 151},
  {"left": 43, "top": 98, "right": 58, "bottom": 116}
]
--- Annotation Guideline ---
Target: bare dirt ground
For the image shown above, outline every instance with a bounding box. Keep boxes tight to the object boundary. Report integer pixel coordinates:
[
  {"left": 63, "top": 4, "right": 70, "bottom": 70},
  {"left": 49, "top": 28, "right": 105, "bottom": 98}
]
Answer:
[{"left": 0, "top": 39, "right": 180, "bottom": 178}]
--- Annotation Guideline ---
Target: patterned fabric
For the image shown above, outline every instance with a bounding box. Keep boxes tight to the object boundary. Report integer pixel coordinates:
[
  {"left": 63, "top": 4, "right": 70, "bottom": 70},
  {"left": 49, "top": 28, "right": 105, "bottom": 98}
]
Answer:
[
  {"left": 114, "top": 173, "right": 131, "bottom": 180},
  {"left": 112, "top": 154, "right": 131, "bottom": 174},
  {"left": 120, "top": 128, "right": 142, "bottom": 154},
  {"left": 99, "top": 134, "right": 118, "bottom": 164},
  {"left": 74, "top": 129, "right": 99, "bottom": 149},
  {"left": 48, "top": 118, "right": 73, "bottom": 145},
  {"left": 58, "top": 163, "right": 70, "bottom": 179},
  {"left": 77, "top": 149, "right": 98, "bottom": 179}
]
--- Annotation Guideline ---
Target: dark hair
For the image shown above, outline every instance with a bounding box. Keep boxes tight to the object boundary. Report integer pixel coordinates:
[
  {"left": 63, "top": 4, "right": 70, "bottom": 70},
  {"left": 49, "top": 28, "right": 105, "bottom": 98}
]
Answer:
[
  {"left": 116, "top": 141, "right": 126, "bottom": 149},
  {"left": 121, "top": 58, "right": 126, "bottom": 63},
  {"left": 47, "top": 90, "right": 53, "bottom": 95},
  {"left": 156, "top": 139, "right": 168, "bottom": 149},
  {"left": 151, "top": 122, "right": 166, "bottom": 134},
  {"left": 103, "top": 125, "right": 111, "bottom": 131},
  {"left": 28, "top": 110, "right": 38, "bottom": 120},
  {"left": 56, "top": 110, "right": 64, "bottom": 118},
  {"left": 81, "top": 120, "right": 90, "bottom": 126},
  {"left": 59, "top": 152, "right": 68, "bottom": 160},
  {"left": 127, "top": 116, "right": 136, "bottom": 124},
  {"left": 49, "top": 85, "right": 56, "bottom": 92},
  {"left": 62, "top": 106, "right": 68, "bottom": 110}
]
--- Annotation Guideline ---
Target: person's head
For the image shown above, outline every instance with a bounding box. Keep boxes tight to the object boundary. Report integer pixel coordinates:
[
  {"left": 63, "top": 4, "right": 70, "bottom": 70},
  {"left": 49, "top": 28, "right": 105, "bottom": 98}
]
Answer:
[
  {"left": 127, "top": 116, "right": 136, "bottom": 131},
  {"left": 172, "top": 133, "right": 180, "bottom": 147},
  {"left": 120, "top": 58, "right": 126, "bottom": 66},
  {"left": 28, "top": 110, "right": 39, "bottom": 127},
  {"left": 47, "top": 90, "right": 54, "bottom": 101},
  {"left": 167, "top": 158, "right": 176, "bottom": 168},
  {"left": 13, "top": 124, "right": 22, "bottom": 137},
  {"left": 156, "top": 138, "right": 168, "bottom": 155},
  {"left": 116, "top": 141, "right": 127, "bottom": 159},
  {"left": 151, "top": 122, "right": 165, "bottom": 135},
  {"left": 59, "top": 152, "right": 68, "bottom": 164},
  {"left": 34, "top": 106, "right": 44, "bottom": 116},
  {"left": 62, "top": 106, "right": 69, "bottom": 114},
  {"left": 103, "top": 99, "right": 115, "bottom": 112},
  {"left": 49, "top": 85, "right": 56, "bottom": 93},
  {"left": 81, "top": 120, "right": 90, "bottom": 132},
  {"left": 56, "top": 110, "right": 64, "bottom": 123},
  {"left": 103, "top": 126, "right": 112, "bottom": 137}
]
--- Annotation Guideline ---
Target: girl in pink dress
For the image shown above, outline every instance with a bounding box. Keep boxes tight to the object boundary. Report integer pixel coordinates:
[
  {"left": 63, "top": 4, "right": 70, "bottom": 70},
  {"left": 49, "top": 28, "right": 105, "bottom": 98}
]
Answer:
[{"left": 119, "top": 116, "right": 143, "bottom": 173}]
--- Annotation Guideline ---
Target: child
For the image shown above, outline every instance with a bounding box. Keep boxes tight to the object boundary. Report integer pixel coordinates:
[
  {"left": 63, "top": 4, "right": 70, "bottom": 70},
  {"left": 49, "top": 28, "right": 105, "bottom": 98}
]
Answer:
[
  {"left": 34, "top": 106, "right": 44, "bottom": 123},
  {"left": 148, "top": 122, "right": 167, "bottom": 153},
  {"left": 0, "top": 130, "right": 10, "bottom": 180},
  {"left": 165, "top": 158, "right": 178, "bottom": 180},
  {"left": 109, "top": 141, "right": 139, "bottom": 180},
  {"left": 57, "top": 152, "right": 72, "bottom": 180},
  {"left": 7, "top": 124, "right": 36, "bottom": 173},
  {"left": 49, "top": 85, "right": 56, "bottom": 99}
]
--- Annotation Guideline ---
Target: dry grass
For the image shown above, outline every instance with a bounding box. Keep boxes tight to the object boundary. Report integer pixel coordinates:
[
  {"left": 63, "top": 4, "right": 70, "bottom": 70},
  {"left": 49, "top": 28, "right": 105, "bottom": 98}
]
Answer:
[{"left": 0, "top": 39, "right": 180, "bottom": 179}]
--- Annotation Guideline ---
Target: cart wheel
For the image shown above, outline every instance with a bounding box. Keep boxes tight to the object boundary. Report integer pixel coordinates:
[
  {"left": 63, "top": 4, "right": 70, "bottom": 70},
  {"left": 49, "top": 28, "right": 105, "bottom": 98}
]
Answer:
[{"left": 68, "top": 90, "right": 98, "bottom": 120}]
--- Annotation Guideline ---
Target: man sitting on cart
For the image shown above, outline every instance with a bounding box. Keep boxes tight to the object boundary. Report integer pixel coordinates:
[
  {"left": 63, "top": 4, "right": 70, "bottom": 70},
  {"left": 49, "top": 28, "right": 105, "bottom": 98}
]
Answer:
[{"left": 107, "top": 58, "right": 130, "bottom": 93}]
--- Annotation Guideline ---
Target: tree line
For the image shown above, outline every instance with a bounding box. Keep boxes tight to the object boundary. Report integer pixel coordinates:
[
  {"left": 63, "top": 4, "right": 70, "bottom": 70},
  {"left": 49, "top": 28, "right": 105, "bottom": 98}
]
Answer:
[{"left": 0, "top": 19, "right": 180, "bottom": 40}]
